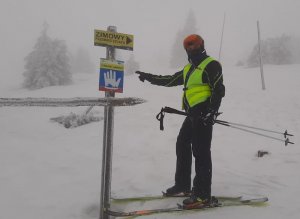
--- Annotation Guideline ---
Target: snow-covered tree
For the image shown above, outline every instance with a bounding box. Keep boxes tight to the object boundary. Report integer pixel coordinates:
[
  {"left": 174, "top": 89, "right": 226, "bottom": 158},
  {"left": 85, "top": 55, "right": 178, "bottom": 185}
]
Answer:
[
  {"left": 246, "top": 35, "right": 300, "bottom": 67},
  {"left": 71, "top": 47, "right": 94, "bottom": 74},
  {"left": 23, "top": 23, "right": 72, "bottom": 89},
  {"left": 125, "top": 54, "right": 140, "bottom": 75},
  {"left": 170, "top": 10, "right": 198, "bottom": 69}
]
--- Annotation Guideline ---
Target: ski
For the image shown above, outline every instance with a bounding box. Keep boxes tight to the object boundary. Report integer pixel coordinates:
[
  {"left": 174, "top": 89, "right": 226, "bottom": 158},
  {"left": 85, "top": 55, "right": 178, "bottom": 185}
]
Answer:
[
  {"left": 112, "top": 193, "right": 242, "bottom": 203},
  {"left": 106, "top": 196, "right": 268, "bottom": 217},
  {"left": 106, "top": 206, "right": 182, "bottom": 217}
]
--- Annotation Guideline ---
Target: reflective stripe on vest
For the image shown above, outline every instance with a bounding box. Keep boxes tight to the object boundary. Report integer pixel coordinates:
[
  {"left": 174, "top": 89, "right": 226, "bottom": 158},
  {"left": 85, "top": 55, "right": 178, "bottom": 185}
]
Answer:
[{"left": 182, "top": 57, "right": 214, "bottom": 108}]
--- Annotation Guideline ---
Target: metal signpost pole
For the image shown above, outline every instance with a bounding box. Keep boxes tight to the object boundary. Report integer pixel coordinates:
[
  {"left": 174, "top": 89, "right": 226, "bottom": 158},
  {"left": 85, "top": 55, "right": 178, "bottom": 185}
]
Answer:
[{"left": 99, "top": 26, "right": 117, "bottom": 219}]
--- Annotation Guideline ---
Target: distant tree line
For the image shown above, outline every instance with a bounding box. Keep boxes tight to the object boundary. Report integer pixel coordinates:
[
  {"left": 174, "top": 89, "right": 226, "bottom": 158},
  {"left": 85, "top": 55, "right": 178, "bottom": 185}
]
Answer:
[
  {"left": 23, "top": 11, "right": 216, "bottom": 90},
  {"left": 246, "top": 35, "right": 300, "bottom": 67}
]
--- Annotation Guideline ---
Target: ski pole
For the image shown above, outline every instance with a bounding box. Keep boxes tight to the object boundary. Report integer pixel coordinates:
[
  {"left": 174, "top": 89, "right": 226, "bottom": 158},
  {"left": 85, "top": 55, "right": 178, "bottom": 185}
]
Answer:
[
  {"left": 156, "top": 107, "right": 294, "bottom": 146},
  {"left": 216, "top": 119, "right": 293, "bottom": 138},
  {"left": 215, "top": 120, "right": 294, "bottom": 146}
]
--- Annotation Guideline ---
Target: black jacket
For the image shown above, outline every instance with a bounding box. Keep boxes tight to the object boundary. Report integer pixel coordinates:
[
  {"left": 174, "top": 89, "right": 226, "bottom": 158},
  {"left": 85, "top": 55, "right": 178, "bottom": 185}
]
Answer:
[{"left": 143, "top": 52, "right": 225, "bottom": 114}]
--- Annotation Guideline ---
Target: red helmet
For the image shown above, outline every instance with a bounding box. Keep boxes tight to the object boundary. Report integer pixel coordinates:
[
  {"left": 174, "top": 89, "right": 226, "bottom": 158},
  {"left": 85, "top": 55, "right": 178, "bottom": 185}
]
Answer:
[{"left": 183, "top": 34, "right": 204, "bottom": 52}]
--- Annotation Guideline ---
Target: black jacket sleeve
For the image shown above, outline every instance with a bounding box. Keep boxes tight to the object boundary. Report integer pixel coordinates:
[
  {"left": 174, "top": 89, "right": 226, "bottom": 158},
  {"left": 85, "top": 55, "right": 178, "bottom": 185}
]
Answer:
[
  {"left": 202, "top": 61, "right": 225, "bottom": 111},
  {"left": 145, "top": 71, "right": 184, "bottom": 87}
]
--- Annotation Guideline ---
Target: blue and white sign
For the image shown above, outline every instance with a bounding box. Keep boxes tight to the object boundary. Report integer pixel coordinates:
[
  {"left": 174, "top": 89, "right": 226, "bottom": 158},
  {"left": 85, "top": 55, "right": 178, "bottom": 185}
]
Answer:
[{"left": 99, "top": 59, "right": 124, "bottom": 93}]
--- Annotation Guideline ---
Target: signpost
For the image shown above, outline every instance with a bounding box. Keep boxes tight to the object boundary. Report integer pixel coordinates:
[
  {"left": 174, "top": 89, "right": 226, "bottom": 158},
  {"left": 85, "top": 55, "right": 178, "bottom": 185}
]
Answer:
[
  {"left": 94, "top": 29, "right": 134, "bottom": 51},
  {"left": 95, "top": 26, "right": 134, "bottom": 219}
]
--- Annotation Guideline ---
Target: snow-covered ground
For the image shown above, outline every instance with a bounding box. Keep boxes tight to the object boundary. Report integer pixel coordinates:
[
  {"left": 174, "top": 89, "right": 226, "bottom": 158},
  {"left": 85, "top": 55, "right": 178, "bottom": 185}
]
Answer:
[{"left": 0, "top": 64, "right": 299, "bottom": 219}]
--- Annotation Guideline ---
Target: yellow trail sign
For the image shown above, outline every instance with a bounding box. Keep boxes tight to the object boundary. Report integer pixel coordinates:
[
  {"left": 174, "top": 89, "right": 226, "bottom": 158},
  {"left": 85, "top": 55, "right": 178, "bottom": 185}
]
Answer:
[{"left": 94, "top": 29, "right": 134, "bottom": 51}]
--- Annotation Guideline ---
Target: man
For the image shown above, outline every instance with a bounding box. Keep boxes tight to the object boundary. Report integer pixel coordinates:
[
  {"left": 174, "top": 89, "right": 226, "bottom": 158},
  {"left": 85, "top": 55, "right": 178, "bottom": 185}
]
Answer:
[{"left": 136, "top": 34, "right": 225, "bottom": 209}]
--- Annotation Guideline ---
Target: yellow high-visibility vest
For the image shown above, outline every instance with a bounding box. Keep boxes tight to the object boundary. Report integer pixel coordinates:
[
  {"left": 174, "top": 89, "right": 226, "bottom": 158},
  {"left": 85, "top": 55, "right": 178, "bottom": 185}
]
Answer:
[{"left": 182, "top": 57, "right": 215, "bottom": 108}]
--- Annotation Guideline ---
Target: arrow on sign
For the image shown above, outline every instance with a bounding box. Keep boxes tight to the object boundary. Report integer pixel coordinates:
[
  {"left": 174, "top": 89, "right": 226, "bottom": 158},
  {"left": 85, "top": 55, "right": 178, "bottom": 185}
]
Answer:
[{"left": 126, "top": 36, "right": 132, "bottom": 45}]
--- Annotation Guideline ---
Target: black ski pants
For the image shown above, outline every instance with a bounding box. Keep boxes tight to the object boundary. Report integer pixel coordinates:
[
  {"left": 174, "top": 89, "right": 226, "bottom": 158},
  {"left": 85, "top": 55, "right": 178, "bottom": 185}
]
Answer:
[{"left": 175, "top": 116, "right": 213, "bottom": 199}]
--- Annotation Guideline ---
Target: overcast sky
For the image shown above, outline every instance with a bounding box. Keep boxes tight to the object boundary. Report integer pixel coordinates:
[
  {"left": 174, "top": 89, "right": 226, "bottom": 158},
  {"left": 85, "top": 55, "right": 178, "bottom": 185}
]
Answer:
[{"left": 1, "top": 0, "right": 299, "bottom": 79}]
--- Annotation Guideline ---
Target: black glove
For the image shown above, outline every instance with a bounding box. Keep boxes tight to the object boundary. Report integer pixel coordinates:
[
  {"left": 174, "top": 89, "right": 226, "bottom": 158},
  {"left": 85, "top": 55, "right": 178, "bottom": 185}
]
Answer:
[
  {"left": 135, "top": 71, "right": 152, "bottom": 82},
  {"left": 201, "top": 109, "right": 218, "bottom": 126}
]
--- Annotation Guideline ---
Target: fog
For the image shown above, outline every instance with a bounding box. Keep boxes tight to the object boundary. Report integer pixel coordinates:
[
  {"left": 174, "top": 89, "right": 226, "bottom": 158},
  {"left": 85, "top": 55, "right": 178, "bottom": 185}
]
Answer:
[{"left": 1, "top": 0, "right": 300, "bottom": 80}]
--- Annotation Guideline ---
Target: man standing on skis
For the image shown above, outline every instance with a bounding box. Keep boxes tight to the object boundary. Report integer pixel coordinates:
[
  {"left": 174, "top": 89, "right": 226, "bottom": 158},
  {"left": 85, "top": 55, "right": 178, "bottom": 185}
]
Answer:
[{"left": 136, "top": 34, "right": 225, "bottom": 209}]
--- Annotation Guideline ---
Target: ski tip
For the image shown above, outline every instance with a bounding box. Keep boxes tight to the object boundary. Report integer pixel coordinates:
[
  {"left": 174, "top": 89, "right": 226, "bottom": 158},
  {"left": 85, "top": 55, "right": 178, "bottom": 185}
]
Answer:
[{"left": 241, "top": 197, "right": 269, "bottom": 204}]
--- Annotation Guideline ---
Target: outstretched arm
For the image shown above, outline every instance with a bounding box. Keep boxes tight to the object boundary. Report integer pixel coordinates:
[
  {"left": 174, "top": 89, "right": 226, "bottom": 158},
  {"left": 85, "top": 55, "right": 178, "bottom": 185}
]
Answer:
[{"left": 135, "top": 70, "right": 184, "bottom": 87}]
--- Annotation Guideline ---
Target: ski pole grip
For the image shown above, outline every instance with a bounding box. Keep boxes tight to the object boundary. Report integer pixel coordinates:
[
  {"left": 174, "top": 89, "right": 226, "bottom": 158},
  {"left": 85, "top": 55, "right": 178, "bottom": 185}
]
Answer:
[
  {"left": 160, "top": 118, "right": 164, "bottom": 131},
  {"left": 156, "top": 108, "right": 165, "bottom": 131},
  {"left": 284, "top": 130, "right": 293, "bottom": 138}
]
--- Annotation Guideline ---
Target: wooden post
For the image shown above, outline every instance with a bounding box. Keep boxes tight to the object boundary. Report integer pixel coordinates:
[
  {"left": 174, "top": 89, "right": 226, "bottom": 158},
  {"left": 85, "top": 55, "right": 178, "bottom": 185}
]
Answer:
[
  {"left": 218, "top": 13, "right": 226, "bottom": 61},
  {"left": 99, "top": 25, "right": 117, "bottom": 219},
  {"left": 257, "top": 21, "right": 266, "bottom": 90}
]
